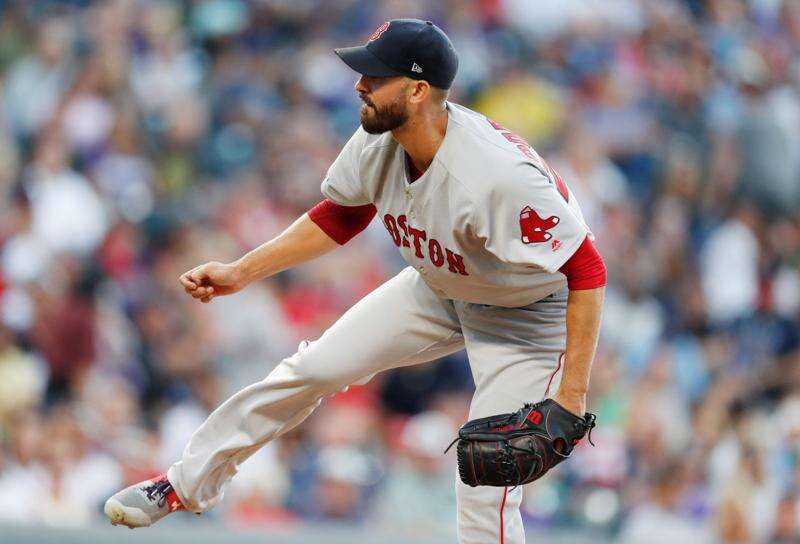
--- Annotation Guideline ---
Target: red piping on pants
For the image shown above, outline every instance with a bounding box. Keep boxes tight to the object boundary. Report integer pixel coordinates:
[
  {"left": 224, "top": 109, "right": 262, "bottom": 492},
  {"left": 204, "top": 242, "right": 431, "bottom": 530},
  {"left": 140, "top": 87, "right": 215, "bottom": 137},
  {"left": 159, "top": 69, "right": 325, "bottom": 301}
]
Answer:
[
  {"left": 499, "top": 486, "right": 508, "bottom": 543},
  {"left": 543, "top": 352, "right": 564, "bottom": 398}
]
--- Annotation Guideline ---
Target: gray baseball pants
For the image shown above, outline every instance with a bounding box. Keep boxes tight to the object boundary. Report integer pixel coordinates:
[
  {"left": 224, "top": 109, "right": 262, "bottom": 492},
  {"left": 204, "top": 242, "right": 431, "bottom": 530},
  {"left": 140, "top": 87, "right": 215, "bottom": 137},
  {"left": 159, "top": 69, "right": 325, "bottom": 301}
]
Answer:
[{"left": 168, "top": 266, "right": 566, "bottom": 544}]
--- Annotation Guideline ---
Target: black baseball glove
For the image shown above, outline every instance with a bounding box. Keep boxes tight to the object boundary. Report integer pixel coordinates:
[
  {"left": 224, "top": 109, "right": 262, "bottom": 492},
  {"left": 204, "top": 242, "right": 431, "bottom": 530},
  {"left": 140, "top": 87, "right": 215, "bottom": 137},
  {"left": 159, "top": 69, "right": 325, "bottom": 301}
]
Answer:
[{"left": 446, "top": 399, "right": 596, "bottom": 487}]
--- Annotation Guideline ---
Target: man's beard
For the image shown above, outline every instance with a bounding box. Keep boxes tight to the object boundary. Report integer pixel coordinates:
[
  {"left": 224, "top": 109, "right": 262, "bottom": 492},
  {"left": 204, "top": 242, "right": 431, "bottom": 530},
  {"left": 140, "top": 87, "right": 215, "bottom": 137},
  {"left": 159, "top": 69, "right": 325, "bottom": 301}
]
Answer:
[{"left": 360, "top": 96, "right": 409, "bottom": 134}]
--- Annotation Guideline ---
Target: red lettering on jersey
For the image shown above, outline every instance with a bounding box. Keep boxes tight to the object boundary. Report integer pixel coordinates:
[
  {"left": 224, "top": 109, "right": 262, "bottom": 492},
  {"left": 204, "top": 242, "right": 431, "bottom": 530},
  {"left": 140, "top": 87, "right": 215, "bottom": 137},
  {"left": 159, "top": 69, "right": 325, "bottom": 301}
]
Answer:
[
  {"left": 503, "top": 133, "right": 526, "bottom": 146},
  {"left": 369, "top": 22, "right": 390, "bottom": 41},
  {"left": 397, "top": 214, "right": 412, "bottom": 247},
  {"left": 501, "top": 132, "right": 537, "bottom": 160},
  {"left": 552, "top": 169, "right": 569, "bottom": 202},
  {"left": 489, "top": 119, "right": 539, "bottom": 161},
  {"left": 408, "top": 226, "right": 426, "bottom": 258},
  {"left": 518, "top": 145, "right": 536, "bottom": 160},
  {"left": 381, "top": 213, "right": 469, "bottom": 276},
  {"left": 519, "top": 206, "right": 560, "bottom": 244},
  {"left": 488, "top": 119, "right": 504, "bottom": 130},
  {"left": 383, "top": 214, "right": 401, "bottom": 246},
  {"left": 428, "top": 239, "right": 444, "bottom": 267},
  {"left": 445, "top": 249, "right": 468, "bottom": 276},
  {"left": 487, "top": 118, "right": 570, "bottom": 202}
]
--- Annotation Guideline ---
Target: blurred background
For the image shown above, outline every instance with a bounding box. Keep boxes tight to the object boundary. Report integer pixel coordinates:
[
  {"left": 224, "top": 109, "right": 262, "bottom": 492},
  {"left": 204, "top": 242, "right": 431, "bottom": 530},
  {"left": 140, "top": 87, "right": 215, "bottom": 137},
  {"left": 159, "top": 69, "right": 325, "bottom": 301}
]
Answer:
[{"left": 0, "top": 0, "right": 798, "bottom": 543}]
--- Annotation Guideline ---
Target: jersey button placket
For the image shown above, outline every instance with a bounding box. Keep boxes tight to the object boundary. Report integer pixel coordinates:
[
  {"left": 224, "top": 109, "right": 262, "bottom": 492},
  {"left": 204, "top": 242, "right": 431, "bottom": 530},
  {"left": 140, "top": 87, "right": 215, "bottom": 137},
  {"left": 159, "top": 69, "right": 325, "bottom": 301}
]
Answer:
[{"left": 406, "top": 189, "right": 416, "bottom": 218}]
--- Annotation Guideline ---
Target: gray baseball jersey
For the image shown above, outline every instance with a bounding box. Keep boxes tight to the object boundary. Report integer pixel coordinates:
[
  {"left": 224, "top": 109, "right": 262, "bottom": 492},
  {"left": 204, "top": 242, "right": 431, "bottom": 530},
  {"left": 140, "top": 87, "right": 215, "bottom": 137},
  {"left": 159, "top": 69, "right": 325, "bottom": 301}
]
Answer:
[{"left": 321, "top": 101, "right": 592, "bottom": 307}]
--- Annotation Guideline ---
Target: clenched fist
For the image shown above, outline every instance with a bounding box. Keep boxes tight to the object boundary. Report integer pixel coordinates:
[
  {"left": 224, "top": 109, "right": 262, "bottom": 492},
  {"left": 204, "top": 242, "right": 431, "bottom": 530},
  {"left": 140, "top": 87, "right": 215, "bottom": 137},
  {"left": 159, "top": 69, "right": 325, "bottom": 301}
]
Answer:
[{"left": 179, "top": 261, "right": 246, "bottom": 303}]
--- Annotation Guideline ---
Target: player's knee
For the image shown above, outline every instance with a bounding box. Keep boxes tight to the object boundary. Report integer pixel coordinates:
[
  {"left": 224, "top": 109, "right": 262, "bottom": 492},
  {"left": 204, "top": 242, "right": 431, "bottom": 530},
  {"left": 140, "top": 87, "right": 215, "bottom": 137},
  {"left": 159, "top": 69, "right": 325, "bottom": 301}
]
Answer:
[{"left": 281, "top": 340, "right": 352, "bottom": 389}]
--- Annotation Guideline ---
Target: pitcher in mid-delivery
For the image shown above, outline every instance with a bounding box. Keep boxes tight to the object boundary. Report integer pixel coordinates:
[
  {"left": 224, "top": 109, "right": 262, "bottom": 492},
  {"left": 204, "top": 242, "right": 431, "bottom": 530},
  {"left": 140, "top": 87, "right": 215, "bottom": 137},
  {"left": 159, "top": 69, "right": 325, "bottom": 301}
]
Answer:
[{"left": 105, "top": 18, "right": 606, "bottom": 544}]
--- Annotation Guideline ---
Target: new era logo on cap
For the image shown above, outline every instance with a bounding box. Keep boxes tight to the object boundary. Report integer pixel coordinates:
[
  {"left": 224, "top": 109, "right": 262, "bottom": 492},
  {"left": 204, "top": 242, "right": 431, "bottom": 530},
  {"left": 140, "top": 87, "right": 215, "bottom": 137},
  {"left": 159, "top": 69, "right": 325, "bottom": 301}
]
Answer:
[{"left": 411, "top": 63, "right": 423, "bottom": 73}]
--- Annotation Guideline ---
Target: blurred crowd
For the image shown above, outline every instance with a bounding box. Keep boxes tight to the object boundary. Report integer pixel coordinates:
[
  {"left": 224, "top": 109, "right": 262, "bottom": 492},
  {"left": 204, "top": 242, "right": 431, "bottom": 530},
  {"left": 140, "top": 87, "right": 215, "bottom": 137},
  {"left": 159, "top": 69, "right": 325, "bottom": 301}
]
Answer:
[{"left": 0, "top": 0, "right": 798, "bottom": 542}]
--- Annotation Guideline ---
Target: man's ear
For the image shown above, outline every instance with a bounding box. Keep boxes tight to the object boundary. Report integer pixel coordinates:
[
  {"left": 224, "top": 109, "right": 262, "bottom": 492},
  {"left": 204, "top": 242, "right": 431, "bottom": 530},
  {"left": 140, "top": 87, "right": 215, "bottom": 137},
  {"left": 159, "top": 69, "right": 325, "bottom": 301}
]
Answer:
[{"left": 408, "top": 80, "right": 430, "bottom": 105}]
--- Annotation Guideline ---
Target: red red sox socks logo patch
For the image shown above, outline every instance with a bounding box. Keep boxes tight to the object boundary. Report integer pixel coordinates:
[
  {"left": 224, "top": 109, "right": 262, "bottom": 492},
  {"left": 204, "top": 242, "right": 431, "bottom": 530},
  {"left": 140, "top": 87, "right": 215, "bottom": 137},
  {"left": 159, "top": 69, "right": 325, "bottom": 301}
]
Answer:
[
  {"left": 369, "top": 22, "right": 390, "bottom": 41},
  {"left": 520, "top": 206, "right": 560, "bottom": 248}
]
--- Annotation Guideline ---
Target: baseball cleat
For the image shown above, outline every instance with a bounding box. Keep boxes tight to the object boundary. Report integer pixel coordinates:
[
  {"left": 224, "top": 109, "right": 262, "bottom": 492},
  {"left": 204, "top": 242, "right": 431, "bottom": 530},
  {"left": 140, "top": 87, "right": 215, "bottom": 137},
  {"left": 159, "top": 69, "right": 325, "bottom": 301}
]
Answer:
[{"left": 104, "top": 474, "right": 185, "bottom": 528}]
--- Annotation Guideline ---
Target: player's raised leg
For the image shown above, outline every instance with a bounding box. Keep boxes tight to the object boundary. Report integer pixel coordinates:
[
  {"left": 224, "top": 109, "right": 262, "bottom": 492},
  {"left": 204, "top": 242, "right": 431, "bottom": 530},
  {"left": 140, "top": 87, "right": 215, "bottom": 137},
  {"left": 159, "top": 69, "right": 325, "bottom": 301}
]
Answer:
[
  {"left": 453, "top": 290, "right": 568, "bottom": 544},
  {"left": 104, "top": 267, "right": 463, "bottom": 528}
]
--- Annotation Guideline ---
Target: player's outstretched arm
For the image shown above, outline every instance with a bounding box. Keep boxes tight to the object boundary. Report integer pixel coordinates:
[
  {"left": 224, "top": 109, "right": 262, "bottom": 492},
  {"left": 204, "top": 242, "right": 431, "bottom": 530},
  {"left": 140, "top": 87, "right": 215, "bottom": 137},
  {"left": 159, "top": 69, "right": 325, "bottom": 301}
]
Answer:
[{"left": 179, "top": 213, "right": 339, "bottom": 303}]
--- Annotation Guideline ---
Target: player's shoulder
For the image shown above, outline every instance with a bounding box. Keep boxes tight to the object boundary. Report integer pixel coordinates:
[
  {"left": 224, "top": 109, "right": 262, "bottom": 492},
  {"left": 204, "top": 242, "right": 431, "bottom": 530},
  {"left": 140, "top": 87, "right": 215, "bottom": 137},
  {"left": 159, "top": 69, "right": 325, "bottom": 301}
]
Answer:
[
  {"left": 442, "top": 102, "right": 520, "bottom": 160},
  {"left": 439, "top": 103, "right": 549, "bottom": 196}
]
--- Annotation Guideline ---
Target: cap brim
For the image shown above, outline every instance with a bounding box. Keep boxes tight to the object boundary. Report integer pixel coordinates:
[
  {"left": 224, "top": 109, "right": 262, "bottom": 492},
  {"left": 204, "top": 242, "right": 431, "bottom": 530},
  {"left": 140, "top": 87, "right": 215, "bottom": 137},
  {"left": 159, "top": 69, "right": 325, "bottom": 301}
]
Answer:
[{"left": 334, "top": 46, "right": 403, "bottom": 78}]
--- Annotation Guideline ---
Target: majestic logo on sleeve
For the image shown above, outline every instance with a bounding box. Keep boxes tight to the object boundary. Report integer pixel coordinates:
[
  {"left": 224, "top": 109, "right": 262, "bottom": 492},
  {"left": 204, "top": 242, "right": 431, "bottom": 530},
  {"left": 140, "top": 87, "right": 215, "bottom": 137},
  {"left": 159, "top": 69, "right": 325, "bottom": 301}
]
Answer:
[
  {"left": 369, "top": 22, "right": 390, "bottom": 41},
  {"left": 520, "top": 206, "right": 560, "bottom": 244}
]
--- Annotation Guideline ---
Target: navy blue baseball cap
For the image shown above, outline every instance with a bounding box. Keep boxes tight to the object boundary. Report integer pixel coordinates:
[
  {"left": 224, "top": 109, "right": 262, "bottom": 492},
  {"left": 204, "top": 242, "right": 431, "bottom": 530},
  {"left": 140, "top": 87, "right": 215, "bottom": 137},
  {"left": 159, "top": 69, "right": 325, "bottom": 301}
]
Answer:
[{"left": 335, "top": 19, "right": 459, "bottom": 90}]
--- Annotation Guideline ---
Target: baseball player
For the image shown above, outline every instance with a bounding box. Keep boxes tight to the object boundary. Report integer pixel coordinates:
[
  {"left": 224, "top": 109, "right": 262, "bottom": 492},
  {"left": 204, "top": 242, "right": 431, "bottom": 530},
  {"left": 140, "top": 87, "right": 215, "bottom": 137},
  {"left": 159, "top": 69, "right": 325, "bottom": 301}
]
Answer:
[{"left": 104, "top": 19, "right": 606, "bottom": 544}]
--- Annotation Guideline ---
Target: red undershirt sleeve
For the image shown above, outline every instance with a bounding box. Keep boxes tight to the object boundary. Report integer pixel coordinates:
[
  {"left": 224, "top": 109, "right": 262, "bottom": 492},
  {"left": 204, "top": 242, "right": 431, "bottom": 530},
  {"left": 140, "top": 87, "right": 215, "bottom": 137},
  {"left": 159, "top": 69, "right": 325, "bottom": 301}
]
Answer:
[
  {"left": 558, "top": 235, "right": 607, "bottom": 290},
  {"left": 308, "top": 199, "right": 377, "bottom": 245}
]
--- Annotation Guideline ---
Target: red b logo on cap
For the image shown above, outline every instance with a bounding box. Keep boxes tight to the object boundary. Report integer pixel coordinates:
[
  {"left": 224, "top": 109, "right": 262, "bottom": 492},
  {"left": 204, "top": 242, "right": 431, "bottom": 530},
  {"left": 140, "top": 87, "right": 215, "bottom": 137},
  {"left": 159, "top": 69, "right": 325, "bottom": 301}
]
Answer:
[{"left": 369, "top": 21, "right": 390, "bottom": 41}]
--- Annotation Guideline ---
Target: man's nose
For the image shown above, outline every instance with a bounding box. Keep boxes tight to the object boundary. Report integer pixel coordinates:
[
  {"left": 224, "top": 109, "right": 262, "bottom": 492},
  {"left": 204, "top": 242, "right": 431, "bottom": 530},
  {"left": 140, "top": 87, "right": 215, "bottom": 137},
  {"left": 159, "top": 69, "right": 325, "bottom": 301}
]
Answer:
[{"left": 355, "top": 76, "right": 369, "bottom": 94}]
